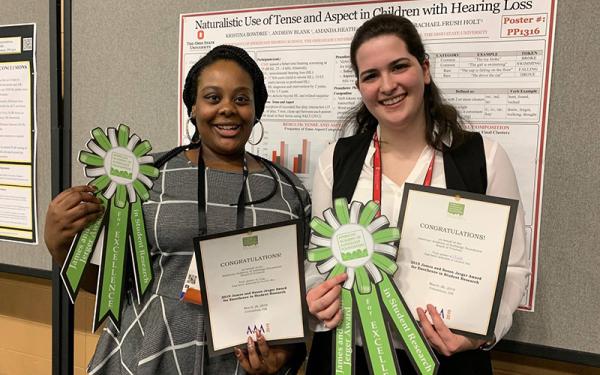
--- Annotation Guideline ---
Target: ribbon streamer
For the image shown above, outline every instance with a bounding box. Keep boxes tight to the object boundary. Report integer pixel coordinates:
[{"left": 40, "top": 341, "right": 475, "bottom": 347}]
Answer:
[
  {"left": 309, "top": 198, "right": 439, "bottom": 375},
  {"left": 61, "top": 124, "right": 158, "bottom": 330}
]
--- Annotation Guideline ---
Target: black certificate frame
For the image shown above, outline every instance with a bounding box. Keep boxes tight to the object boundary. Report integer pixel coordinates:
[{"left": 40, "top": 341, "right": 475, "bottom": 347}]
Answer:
[
  {"left": 397, "top": 183, "right": 519, "bottom": 341},
  {"left": 193, "top": 219, "right": 308, "bottom": 357}
]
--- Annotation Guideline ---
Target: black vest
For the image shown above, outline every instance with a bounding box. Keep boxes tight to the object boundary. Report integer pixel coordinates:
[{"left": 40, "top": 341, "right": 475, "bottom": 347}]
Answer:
[
  {"left": 306, "top": 130, "right": 493, "bottom": 375},
  {"left": 332, "top": 130, "right": 488, "bottom": 201}
]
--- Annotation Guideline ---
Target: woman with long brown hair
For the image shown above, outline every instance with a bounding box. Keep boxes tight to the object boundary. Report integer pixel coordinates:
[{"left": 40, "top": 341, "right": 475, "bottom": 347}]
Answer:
[{"left": 305, "top": 14, "right": 528, "bottom": 374}]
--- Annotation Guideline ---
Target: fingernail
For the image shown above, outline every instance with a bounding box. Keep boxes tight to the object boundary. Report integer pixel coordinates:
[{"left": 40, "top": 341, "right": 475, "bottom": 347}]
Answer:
[
  {"left": 234, "top": 348, "right": 241, "bottom": 357},
  {"left": 247, "top": 336, "right": 254, "bottom": 349}
]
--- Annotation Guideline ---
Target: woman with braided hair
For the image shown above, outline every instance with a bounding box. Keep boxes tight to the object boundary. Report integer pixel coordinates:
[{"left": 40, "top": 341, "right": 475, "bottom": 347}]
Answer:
[{"left": 44, "top": 45, "right": 310, "bottom": 374}]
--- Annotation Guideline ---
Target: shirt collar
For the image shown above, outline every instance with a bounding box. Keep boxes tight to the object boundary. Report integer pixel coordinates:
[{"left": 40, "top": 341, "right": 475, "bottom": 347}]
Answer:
[
  {"left": 434, "top": 123, "right": 453, "bottom": 148},
  {"left": 372, "top": 123, "right": 454, "bottom": 148},
  {"left": 365, "top": 124, "right": 452, "bottom": 167}
]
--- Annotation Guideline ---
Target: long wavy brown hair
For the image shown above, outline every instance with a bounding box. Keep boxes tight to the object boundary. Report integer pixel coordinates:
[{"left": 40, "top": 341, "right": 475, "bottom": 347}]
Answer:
[{"left": 343, "top": 14, "right": 468, "bottom": 149}]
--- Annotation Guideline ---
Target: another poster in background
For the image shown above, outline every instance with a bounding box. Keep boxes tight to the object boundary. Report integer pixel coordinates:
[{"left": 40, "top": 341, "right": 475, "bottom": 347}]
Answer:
[
  {"left": 178, "top": 0, "right": 557, "bottom": 310},
  {"left": 0, "top": 24, "right": 37, "bottom": 244}
]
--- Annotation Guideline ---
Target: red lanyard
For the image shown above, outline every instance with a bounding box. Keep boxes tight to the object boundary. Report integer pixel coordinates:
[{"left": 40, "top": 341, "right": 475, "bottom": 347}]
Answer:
[{"left": 372, "top": 132, "right": 435, "bottom": 215}]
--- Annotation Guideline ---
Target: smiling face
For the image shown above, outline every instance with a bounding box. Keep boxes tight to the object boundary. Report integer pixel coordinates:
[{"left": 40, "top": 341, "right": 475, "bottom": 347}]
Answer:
[
  {"left": 355, "top": 34, "right": 431, "bottom": 133},
  {"left": 192, "top": 59, "right": 255, "bottom": 161}
]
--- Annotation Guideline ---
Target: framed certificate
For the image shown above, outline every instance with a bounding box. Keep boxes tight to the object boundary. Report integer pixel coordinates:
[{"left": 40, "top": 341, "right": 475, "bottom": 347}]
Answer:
[
  {"left": 194, "top": 220, "right": 308, "bottom": 356},
  {"left": 397, "top": 183, "right": 518, "bottom": 340}
]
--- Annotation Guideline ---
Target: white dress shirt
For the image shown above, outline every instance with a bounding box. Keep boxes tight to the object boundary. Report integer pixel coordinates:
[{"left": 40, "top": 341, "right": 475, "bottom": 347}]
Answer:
[{"left": 306, "top": 130, "right": 530, "bottom": 348}]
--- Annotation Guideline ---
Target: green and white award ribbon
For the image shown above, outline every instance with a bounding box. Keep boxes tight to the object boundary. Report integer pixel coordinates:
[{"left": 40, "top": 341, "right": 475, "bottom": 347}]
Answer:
[
  {"left": 60, "top": 124, "right": 158, "bottom": 331},
  {"left": 309, "top": 198, "right": 439, "bottom": 375}
]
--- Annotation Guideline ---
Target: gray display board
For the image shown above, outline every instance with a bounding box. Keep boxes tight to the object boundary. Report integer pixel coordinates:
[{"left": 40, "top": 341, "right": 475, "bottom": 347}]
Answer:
[
  {"left": 502, "top": 0, "right": 600, "bottom": 363},
  {"left": 69, "top": 0, "right": 599, "bottom": 364},
  {"left": 0, "top": 0, "right": 53, "bottom": 275}
]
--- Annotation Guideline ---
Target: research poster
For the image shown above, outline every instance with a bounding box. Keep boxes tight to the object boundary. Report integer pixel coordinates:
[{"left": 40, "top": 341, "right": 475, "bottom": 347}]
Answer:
[
  {"left": 0, "top": 24, "right": 37, "bottom": 244},
  {"left": 179, "top": 0, "right": 557, "bottom": 309}
]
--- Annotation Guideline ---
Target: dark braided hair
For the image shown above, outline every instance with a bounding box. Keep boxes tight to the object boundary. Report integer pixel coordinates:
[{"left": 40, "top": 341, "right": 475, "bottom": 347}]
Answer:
[
  {"left": 343, "top": 14, "right": 468, "bottom": 150},
  {"left": 182, "top": 45, "right": 268, "bottom": 142},
  {"left": 155, "top": 45, "right": 268, "bottom": 168}
]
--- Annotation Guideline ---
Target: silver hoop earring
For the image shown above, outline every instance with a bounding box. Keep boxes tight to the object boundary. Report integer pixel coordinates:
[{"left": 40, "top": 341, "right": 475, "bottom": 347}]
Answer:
[
  {"left": 248, "top": 120, "right": 264, "bottom": 146},
  {"left": 186, "top": 117, "right": 197, "bottom": 143}
]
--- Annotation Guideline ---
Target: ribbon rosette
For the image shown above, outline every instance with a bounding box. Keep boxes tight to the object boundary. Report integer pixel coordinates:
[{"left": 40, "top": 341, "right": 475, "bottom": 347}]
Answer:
[
  {"left": 309, "top": 198, "right": 439, "bottom": 375},
  {"left": 61, "top": 124, "right": 158, "bottom": 331}
]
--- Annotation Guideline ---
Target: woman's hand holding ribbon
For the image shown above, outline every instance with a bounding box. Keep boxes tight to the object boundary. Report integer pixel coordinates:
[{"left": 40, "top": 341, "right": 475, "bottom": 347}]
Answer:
[
  {"left": 45, "top": 185, "right": 104, "bottom": 264},
  {"left": 306, "top": 273, "right": 347, "bottom": 329}
]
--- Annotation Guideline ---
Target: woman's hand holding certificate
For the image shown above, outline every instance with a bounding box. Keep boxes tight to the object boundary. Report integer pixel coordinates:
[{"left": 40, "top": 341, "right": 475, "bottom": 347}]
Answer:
[{"left": 417, "top": 304, "right": 487, "bottom": 356}]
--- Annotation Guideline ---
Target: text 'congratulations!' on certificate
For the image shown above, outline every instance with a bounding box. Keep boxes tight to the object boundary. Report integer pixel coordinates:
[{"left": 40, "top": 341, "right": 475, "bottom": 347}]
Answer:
[
  {"left": 397, "top": 184, "right": 518, "bottom": 339},
  {"left": 194, "top": 220, "right": 307, "bottom": 356}
]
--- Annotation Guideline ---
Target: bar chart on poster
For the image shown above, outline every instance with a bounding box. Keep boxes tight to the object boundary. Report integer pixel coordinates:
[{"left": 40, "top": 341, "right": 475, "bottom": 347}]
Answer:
[
  {"left": 249, "top": 125, "right": 329, "bottom": 182},
  {"left": 260, "top": 138, "right": 312, "bottom": 174}
]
